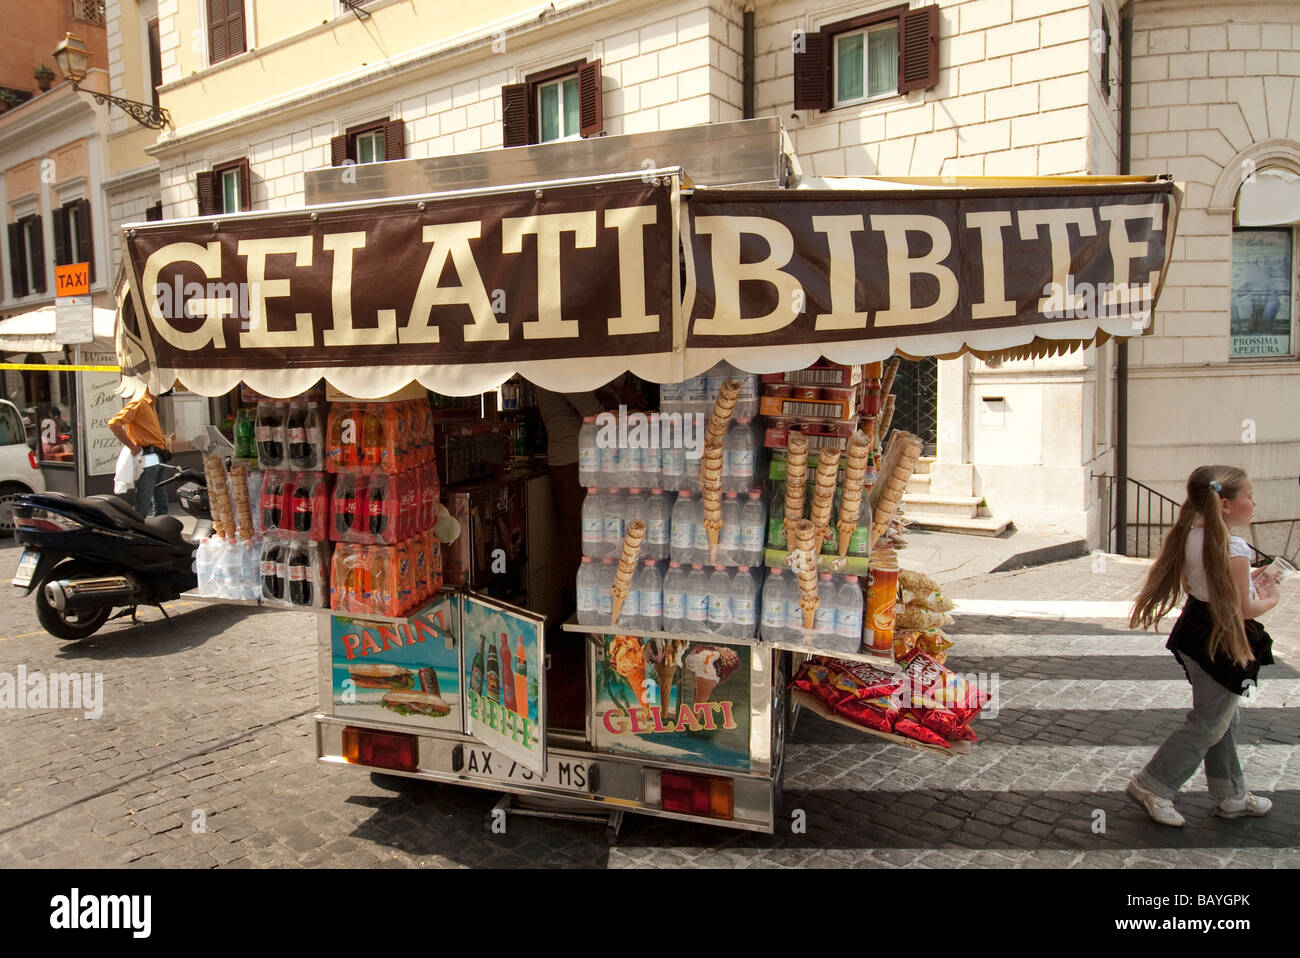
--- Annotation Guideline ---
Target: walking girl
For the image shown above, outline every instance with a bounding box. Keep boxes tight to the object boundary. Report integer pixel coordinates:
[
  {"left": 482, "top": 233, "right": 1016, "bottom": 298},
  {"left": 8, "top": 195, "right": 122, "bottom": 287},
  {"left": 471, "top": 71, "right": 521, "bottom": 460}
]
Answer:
[{"left": 1127, "top": 466, "right": 1279, "bottom": 826}]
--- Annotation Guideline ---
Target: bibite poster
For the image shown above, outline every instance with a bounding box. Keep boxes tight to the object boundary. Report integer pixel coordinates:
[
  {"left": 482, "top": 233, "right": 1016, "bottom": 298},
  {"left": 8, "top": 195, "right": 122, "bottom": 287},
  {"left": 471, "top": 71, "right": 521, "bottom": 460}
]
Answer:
[
  {"left": 595, "top": 636, "right": 752, "bottom": 771},
  {"left": 330, "top": 594, "right": 461, "bottom": 731},
  {"left": 462, "top": 594, "right": 545, "bottom": 775}
]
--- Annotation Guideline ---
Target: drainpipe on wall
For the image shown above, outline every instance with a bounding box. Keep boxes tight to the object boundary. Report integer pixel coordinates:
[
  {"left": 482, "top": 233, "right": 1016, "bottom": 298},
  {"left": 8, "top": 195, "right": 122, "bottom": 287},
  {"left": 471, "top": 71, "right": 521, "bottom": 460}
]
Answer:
[
  {"left": 1116, "top": 4, "right": 1133, "bottom": 554},
  {"left": 743, "top": 6, "right": 755, "bottom": 119}
]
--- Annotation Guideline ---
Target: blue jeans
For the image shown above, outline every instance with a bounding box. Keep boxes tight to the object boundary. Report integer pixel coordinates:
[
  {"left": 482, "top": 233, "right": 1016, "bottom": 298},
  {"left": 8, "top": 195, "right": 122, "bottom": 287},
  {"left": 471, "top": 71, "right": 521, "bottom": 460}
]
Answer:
[
  {"left": 134, "top": 463, "right": 168, "bottom": 517},
  {"left": 1135, "top": 657, "right": 1246, "bottom": 800}
]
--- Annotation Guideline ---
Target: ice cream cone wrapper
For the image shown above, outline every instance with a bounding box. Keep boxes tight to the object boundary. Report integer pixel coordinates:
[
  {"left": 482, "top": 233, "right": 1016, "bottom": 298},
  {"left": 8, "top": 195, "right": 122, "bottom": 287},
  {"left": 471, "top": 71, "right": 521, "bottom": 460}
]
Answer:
[
  {"left": 694, "top": 676, "right": 720, "bottom": 703},
  {"left": 654, "top": 664, "right": 677, "bottom": 711},
  {"left": 624, "top": 664, "right": 649, "bottom": 708},
  {"left": 705, "top": 519, "right": 721, "bottom": 563}
]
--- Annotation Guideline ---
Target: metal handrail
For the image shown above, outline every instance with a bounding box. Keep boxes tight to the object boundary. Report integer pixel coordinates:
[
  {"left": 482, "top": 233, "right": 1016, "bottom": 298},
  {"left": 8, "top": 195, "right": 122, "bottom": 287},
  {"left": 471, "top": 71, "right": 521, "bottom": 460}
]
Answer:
[{"left": 1095, "top": 474, "right": 1271, "bottom": 564}]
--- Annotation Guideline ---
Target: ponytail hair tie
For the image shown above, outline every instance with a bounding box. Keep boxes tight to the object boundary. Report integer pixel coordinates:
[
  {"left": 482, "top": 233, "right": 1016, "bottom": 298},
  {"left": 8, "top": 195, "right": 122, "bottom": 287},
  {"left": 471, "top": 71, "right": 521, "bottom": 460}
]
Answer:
[{"left": 1209, "top": 480, "right": 1222, "bottom": 493}]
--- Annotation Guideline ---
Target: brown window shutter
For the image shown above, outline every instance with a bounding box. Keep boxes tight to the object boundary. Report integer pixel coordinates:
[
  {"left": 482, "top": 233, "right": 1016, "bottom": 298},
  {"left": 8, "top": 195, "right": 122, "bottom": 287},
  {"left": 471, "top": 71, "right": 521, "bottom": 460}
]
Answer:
[
  {"left": 237, "top": 158, "right": 251, "bottom": 211},
  {"left": 330, "top": 134, "right": 349, "bottom": 167},
  {"left": 196, "top": 171, "right": 218, "bottom": 215},
  {"left": 8, "top": 223, "right": 28, "bottom": 298},
  {"left": 76, "top": 199, "right": 94, "bottom": 283},
  {"left": 1100, "top": 12, "right": 1111, "bottom": 102},
  {"left": 207, "top": 0, "right": 228, "bottom": 64},
  {"left": 384, "top": 119, "right": 405, "bottom": 160},
  {"left": 899, "top": 4, "right": 940, "bottom": 93},
  {"left": 52, "top": 207, "right": 69, "bottom": 267},
  {"left": 226, "top": 0, "right": 247, "bottom": 57},
  {"left": 145, "top": 202, "right": 163, "bottom": 222},
  {"left": 793, "top": 31, "right": 831, "bottom": 111},
  {"left": 502, "top": 82, "right": 531, "bottom": 147},
  {"left": 27, "top": 217, "right": 45, "bottom": 294},
  {"left": 578, "top": 60, "right": 603, "bottom": 138}
]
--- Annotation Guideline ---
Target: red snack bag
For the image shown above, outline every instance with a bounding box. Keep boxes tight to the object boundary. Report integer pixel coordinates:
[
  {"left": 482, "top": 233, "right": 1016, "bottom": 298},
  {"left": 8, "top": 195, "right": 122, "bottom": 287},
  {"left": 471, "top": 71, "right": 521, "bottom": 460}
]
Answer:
[
  {"left": 833, "top": 694, "right": 898, "bottom": 734},
  {"left": 816, "top": 657, "right": 903, "bottom": 699},
  {"left": 893, "top": 717, "right": 950, "bottom": 749},
  {"left": 898, "top": 648, "right": 988, "bottom": 722}
]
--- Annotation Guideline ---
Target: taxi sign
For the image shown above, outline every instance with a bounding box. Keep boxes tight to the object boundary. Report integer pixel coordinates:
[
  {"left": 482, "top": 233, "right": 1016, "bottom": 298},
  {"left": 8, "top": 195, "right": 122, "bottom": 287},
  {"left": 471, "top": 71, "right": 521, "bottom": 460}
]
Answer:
[{"left": 55, "top": 262, "right": 94, "bottom": 345}]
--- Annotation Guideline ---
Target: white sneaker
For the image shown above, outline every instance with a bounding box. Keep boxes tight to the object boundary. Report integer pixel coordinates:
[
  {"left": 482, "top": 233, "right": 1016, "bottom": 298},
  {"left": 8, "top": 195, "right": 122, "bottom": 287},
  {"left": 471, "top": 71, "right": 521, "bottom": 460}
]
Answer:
[
  {"left": 1216, "top": 793, "right": 1271, "bottom": 819},
  {"left": 1127, "top": 777, "right": 1186, "bottom": 827}
]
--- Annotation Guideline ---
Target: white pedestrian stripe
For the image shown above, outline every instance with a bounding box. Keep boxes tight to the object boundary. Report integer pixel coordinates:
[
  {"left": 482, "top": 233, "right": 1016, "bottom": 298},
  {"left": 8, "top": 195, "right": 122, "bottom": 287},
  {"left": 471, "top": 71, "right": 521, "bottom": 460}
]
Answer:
[
  {"left": 991, "top": 678, "right": 1300, "bottom": 710},
  {"left": 951, "top": 599, "right": 1164, "bottom": 619},
  {"left": 948, "top": 634, "right": 1173, "bottom": 656}
]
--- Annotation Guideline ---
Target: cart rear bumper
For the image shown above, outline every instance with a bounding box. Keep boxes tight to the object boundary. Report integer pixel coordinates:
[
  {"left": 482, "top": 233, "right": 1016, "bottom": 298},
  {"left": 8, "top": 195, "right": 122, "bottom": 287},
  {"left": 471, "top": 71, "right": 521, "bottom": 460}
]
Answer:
[{"left": 315, "top": 714, "right": 776, "bottom": 834}]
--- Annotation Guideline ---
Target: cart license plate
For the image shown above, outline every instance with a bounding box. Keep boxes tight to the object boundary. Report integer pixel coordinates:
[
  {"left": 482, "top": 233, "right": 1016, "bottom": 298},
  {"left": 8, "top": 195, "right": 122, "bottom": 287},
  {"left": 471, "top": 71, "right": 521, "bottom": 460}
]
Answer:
[
  {"left": 12, "top": 550, "right": 38, "bottom": 588},
  {"left": 461, "top": 748, "right": 593, "bottom": 793}
]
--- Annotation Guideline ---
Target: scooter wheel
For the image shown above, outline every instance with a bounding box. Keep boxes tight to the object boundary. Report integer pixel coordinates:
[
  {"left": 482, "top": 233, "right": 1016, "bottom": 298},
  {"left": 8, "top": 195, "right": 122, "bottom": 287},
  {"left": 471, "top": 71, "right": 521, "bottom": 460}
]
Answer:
[{"left": 34, "top": 565, "right": 113, "bottom": 641}]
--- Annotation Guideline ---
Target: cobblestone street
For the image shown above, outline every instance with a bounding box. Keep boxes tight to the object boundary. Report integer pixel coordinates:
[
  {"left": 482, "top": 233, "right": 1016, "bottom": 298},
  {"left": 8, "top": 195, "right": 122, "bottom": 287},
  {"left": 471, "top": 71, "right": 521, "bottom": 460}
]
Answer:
[{"left": 1, "top": 544, "right": 1296, "bottom": 868}]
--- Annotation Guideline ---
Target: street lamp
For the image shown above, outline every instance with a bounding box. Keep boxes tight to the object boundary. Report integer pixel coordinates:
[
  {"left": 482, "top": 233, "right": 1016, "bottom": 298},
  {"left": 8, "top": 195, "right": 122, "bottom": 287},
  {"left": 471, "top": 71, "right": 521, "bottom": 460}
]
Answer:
[{"left": 52, "top": 32, "right": 171, "bottom": 130}]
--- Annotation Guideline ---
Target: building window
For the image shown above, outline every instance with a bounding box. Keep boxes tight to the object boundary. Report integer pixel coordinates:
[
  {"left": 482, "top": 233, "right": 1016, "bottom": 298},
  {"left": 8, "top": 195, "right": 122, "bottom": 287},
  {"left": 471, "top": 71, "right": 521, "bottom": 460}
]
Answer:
[
  {"left": 1099, "top": 12, "right": 1111, "bottom": 102},
  {"left": 6, "top": 216, "right": 45, "bottom": 298},
  {"left": 147, "top": 18, "right": 163, "bottom": 108},
  {"left": 501, "top": 60, "right": 603, "bottom": 147},
  {"left": 207, "top": 0, "right": 247, "bottom": 66},
  {"left": 195, "top": 159, "right": 251, "bottom": 215},
  {"left": 1230, "top": 227, "right": 1294, "bottom": 359},
  {"left": 145, "top": 202, "right": 164, "bottom": 222},
  {"left": 795, "top": 4, "right": 940, "bottom": 111},
  {"left": 330, "top": 119, "right": 405, "bottom": 166},
  {"left": 53, "top": 199, "right": 95, "bottom": 284}
]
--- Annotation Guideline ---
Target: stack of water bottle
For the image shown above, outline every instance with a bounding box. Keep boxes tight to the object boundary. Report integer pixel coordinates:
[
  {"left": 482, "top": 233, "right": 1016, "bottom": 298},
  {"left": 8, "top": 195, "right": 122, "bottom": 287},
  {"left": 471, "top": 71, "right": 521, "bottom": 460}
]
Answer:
[
  {"left": 660, "top": 361, "right": 761, "bottom": 419},
  {"left": 576, "top": 556, "right": 764, "bottom": 639},
  {"left": 759, "top": 568, "right": 865, "bottom": 654},
  {"left": 195, "top": 535, "right": 261, "bottom": 601}
]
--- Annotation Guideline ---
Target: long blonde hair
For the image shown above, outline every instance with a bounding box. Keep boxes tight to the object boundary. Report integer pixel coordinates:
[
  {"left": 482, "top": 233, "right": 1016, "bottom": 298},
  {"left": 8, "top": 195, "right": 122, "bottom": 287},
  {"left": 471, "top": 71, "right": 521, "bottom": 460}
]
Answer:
[{"left": 1129, "top": 465, "right": 1252, "bottom": 667}]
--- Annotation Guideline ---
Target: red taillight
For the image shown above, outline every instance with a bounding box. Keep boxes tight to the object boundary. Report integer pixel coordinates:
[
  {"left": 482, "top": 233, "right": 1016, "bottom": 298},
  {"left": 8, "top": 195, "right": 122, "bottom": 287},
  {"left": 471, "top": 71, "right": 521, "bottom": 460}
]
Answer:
[
  {"left": 657, "top": 771, "right": 733, "bottom": 820},
  {"left": 14, "top": 509, "right": 84, "bottom": 532},
  {"left": 28, "top": 450, "right": 38, "bottom": 470},
  {"left": 341, "top": 727, "right": 419, "bottom": 772}
]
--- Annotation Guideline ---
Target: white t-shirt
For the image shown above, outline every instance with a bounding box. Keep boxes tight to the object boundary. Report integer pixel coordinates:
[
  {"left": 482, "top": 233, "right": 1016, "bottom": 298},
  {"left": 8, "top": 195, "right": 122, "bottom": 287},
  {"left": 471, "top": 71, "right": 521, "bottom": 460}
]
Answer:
[{"left": 1184, "top": 526, "right": 1255, "bottom": 602}]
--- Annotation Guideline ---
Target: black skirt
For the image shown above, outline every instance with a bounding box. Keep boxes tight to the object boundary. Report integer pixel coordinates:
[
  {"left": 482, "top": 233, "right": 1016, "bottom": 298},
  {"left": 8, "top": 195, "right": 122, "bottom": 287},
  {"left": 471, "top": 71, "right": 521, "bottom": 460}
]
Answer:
[{"left": 1165, "top": 597, "right": 1274, "bottom": 696}]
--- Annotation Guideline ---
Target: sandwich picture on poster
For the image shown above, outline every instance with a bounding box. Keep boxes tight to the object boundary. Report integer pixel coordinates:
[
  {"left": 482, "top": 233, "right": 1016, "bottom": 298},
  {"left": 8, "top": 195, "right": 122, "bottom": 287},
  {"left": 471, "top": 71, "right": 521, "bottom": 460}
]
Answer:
[{"left": 331, "top": 595, "right": 461, "bottom": 731}]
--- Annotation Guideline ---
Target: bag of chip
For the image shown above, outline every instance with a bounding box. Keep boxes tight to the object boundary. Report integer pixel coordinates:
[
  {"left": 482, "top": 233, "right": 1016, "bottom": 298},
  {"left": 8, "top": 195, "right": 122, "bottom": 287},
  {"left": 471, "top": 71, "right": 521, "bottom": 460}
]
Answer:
[
  {"left": 898, "top": 568, "right": 940, "bottom": 593},
  {"left": 897, "top": 648, "right": 988, "bottom": 723},
  {"left": 915, "top": 628, "right": 953, "bottom": 655},
  {"left": 818, "top": 658, "right": 902, "bottom": 700},
  {"left": 901, "top": 588, "right": 955, "bottom": 612},
  {"left": 896, "top": 604, "right": 953, "bottom": 630},
  {"left": 833, "top": 693, "right": 898, "bottom": 734},
  {"left": 893, "top": 717, "right": 950, "bottom": 749},
  {"left": 893, "top": 632, "right": 915, "bottom": 658},
  {"left": 932, "top": 651, "right": 947, "bottom": 666}
]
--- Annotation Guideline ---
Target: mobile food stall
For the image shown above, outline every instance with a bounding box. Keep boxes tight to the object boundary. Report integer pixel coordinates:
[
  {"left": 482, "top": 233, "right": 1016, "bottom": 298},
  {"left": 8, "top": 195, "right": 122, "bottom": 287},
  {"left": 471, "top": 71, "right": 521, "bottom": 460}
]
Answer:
[{"left": 114, "top": 118, "right": 1180, "bottom": 834}]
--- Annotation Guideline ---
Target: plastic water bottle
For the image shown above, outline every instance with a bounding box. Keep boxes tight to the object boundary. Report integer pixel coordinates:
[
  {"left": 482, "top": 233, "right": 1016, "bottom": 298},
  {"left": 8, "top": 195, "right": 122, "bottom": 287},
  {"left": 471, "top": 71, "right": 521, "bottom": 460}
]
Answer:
[
  {"left": 691, "top": 498, "right": 710, "bottom": 566},
  {"left": 836, "top": 575, "right": 865, "bottom": 652},
  {"left": 603, "top": 489, "right": 626, "bottom": 555},
  {"left": 643, "top": 433, "right": 662, "bottom": 489},
  {"left": 670, "top": 491, "right": 694, "bottom": 564},
  {"left": 724, "top": 418, "right": 757, "bottom": 492},
  {"left": 644, "top": 489, "right": 671, "bottom": 560},
  {"left": 622, "top": 438, "right": 645, "bottom": 490},
  {"left": 718, "top": 492, "right": 742, "bottom": 567},
  {"left": 597, "top": 429, "right": 618, "bottom": 488},
  {"left": 626, "top": 488, "right": 647, "bottom": 533},
  {"left": 786, "top": 574, "right": 807, "bottom": 641},
  {"left": 615, "top": 567, "right": 641, "bottom": 630},
  {"left": 195, "top": 538, "right": 216, "bottom": 596},
  {"left": 761, "top": 568, "right": 787, "bottom": 641},
  {"left": 814, "top": 572, "right": 838, "bottom": 636},
  {"left": 685, "top": 564, "right": 709, "bottom": 634},
  {"left": 768, "top": 490, "right": 787, "bottom": 551},
  {"left": 738, "top": 490, "right": 765, "bottom": 567},
  {"left": 637, "top": 560, "right": 663, "bottom": 633},
  {"left": 242, "top": 538, "right": 261, "bottom": 600},
  {"left": 661, "top": 422, "right": 686, "bottom": 491},
  {"left": 732, "top": 566, "right": 758, "bottom": 639},
  {"left": 581, "top": 487, "right": 604, "bottom": 558},
  {"left": 596, "top": 558, "right": 615, "bottom": 623},
  {"left": 662, "top": 561, "right": 686, "bottom": 634},
  {"left": 576, "top": 556, "right": 597, "bottom": 625},
  {"left": 578, "top": 417, "right": 599, "bottom": 487},
  {"left": 708, "top": 566, "right": 733, "bottom": 636}
]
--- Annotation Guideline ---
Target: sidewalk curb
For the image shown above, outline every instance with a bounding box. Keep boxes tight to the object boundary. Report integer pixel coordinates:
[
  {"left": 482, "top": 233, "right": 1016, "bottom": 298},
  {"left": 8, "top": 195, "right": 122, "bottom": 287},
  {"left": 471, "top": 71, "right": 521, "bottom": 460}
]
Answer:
[{"left": 988, "top": 538, "right": 1089, "bottom": 573}]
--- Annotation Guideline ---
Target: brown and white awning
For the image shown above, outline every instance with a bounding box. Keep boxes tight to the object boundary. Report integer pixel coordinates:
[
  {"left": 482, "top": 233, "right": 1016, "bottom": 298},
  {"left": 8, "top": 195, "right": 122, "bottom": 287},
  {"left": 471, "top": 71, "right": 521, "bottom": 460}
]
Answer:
[{"left": 117, "top": 169, "right": 1180, "bottom": 398}]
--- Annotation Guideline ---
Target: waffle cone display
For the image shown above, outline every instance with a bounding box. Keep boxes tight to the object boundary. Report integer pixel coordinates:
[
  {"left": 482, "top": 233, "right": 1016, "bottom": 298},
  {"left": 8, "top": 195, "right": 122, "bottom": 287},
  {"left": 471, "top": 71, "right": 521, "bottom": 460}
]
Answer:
[
  {"left": 203, "top": 455, "right": 235, "bottom": 538},
  {"left": 610, "top": 520, "right": 646, "bottom": 625},
  {"left": 810, "top": 446, "right": 840, "bottom": 551},
  {"left": 878, "top": 393, "right": 897, "bottom": 444},
  {"left": 880, "top": 356, "right": 901, "bottom": 398},
  {"left": 869, "top": 433, "right": 923, "bottom": 550}
]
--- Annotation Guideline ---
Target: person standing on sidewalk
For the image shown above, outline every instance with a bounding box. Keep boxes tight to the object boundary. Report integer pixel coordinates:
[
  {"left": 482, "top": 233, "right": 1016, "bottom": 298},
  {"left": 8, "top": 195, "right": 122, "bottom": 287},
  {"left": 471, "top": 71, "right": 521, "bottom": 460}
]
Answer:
[
  {"left": 1126, "top": 465, "right": 1279, "bottom": 826},
  {"left": 107, "top": 389, "right": 170, "bottom": 517}
]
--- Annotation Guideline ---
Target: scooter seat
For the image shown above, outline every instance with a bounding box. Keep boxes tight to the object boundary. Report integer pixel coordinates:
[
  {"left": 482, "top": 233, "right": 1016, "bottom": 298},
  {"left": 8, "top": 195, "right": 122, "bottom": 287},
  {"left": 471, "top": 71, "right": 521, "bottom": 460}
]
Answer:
[
  {"left": 92, "top": 494, "right": 144, "bottom": 521},
  {"left": 85, "top": 495, "right": 185, "bottom": 543},
  {"left": 145, "top": 515, "right": 184, "bottom": 541}
]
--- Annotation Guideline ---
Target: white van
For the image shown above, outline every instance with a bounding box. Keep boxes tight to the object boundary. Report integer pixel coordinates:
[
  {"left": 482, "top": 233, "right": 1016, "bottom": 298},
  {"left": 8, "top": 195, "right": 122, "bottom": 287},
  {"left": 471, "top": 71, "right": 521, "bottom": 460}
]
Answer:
[{"left": 0, "top": 398, "right": 46, "bottom": 534}]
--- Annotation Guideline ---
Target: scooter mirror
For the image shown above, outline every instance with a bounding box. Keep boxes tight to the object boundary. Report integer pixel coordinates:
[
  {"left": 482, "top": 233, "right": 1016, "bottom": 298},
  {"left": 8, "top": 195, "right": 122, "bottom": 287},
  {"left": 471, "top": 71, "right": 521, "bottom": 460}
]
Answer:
[{"left": 192, "top": 425, "right": 236, "bottom": 457}]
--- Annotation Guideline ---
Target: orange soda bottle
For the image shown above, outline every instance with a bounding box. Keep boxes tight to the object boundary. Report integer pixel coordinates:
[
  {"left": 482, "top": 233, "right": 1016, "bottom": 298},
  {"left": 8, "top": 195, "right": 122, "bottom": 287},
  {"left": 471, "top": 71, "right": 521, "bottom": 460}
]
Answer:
[
  {"left": 395, "top": 539, "right": 415, "bottom": 615},
  {"left": 330, "top": 542, "right": 350, "bottom": 610},
  {"left": 345, "top": 544, "right": 371, "bottom": 615},
  {"left": 360, "top": 404, "right": 384, "bottom": 471},
  {"left": 413, "top": 533, "right": 429, "bottom": 603}
]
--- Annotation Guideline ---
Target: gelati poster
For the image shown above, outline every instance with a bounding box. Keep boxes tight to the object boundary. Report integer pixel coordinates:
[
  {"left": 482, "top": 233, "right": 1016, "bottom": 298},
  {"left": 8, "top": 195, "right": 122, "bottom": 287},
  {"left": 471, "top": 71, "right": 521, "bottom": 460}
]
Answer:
[
  {"left": 462, "top": 594, "right": 545, "bottom": 774},
  {"left": 595, "top": 636, "right": 751, "bottom": 771}
]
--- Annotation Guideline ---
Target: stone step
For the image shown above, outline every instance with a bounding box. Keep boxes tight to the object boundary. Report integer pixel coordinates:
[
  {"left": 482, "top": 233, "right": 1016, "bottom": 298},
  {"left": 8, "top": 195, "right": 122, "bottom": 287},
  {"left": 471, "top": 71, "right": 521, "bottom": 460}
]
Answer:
[
  {"left": 905, "top": 473, "right": 931, "bottom": 494},
  {"left": 901, "top": 514, "right": 1012, "bottom": 536},
  {"left": 900, "top": 493, "right": 983, "bottom": 519},
  {"left": 914, "top": 455, "right": 936, "bottom": 475}
]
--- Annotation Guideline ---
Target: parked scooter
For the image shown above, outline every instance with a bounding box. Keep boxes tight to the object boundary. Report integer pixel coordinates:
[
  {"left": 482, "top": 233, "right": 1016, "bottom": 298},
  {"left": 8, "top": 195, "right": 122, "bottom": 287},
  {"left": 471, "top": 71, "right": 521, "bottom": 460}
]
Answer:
[{"left": 10, "top": 429, "right": 228, "bottom": 640}]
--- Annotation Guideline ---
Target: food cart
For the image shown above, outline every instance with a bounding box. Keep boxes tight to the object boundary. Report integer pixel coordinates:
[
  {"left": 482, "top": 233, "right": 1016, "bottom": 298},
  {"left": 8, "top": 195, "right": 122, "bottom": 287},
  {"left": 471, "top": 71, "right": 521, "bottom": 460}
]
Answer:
[{"left": 114, "top": 118, "right": 1180, "bottom": 834}]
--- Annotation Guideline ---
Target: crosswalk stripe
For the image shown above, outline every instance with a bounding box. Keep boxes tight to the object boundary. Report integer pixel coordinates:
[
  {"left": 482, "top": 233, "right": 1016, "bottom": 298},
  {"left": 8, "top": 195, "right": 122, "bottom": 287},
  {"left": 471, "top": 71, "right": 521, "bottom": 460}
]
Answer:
[
  {"left": 795, "top": 743, "right": 1300, "bottom": 793},
  {"left": 951, "top": 599, "right": 1156, "bottom": 619},
  {"left": 985, "top": 678, "right": 1300, "bottom": 710},
  {"left": 946, "top": 634, "right": 1172, "bottom": 656}
]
